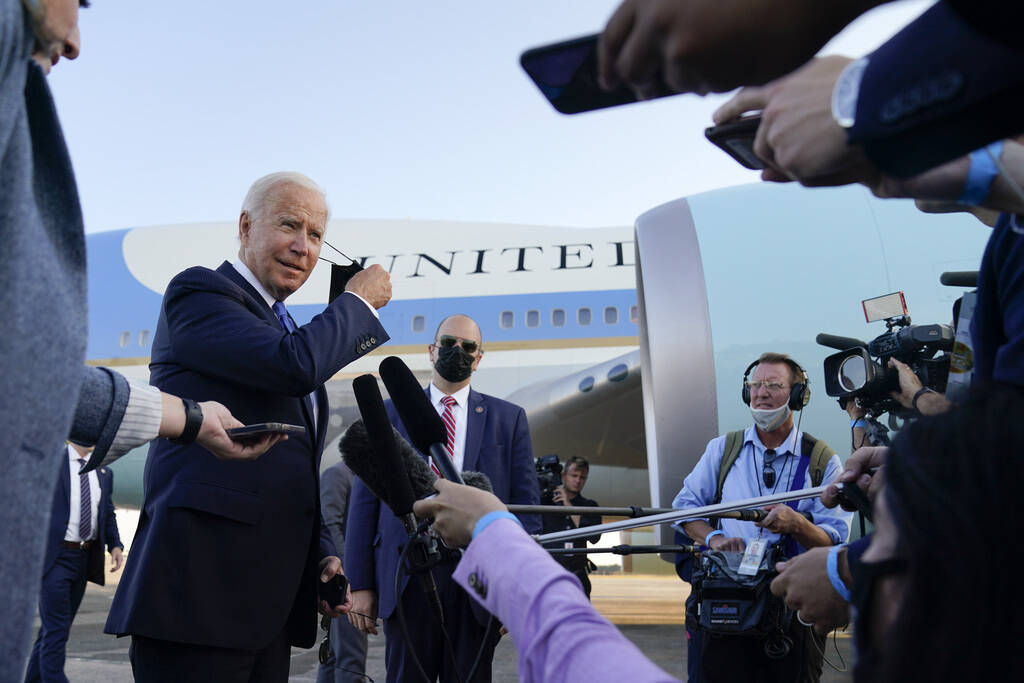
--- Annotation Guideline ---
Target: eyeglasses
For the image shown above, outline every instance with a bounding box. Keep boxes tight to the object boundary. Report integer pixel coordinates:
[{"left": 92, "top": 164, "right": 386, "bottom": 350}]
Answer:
[
  {"left": 435, "top": 335, "right": 480, "bottom": 355},
  {"left": 762, "top": 449, "right": 778, "bottom": 489},
  {"left": 745, "top": 380, "right": 789, "bottom": 394}
]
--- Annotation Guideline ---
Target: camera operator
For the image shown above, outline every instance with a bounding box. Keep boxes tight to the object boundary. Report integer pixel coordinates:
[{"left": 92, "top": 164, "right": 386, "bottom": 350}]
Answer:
[
  {"left": 541, "top": 456, "right": 603, "bottom": 598},
  {"left": 674, "top": 352, "right": 851, "bottom": 683}
]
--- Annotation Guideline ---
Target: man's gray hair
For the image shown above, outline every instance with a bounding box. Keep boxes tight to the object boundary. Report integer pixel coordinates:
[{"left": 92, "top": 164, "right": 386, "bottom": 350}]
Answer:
[{"left": 241, "top": 172, "right": 327, "bottom": 220}]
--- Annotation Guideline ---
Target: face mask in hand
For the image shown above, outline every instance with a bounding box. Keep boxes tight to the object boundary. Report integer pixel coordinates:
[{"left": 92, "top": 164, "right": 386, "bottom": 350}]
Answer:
[
  {"left": 750, "top": 404, "right": 790, "bottom": 432},
  {"left": 434, "top": 345, "right": 475, "bottom": 382}
]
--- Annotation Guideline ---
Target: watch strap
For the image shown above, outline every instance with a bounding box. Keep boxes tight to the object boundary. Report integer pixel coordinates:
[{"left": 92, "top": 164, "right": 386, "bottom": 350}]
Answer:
[{"left": 171, "top": 398, "right": 203, "bottom": 444}]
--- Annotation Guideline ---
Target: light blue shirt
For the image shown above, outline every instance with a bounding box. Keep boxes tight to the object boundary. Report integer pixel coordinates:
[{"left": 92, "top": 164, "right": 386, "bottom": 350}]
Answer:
[{"left": 672, "top": 425, "right": 851, "bottom": 545}]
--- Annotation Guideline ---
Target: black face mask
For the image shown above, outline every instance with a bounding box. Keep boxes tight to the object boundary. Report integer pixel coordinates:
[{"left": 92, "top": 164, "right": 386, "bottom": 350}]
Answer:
[
  {"left": 851, "top": 557, "right": 907, "bottom": 683},
  {"left": 434, "top": 345, "right": 475, "bottom": 382}
]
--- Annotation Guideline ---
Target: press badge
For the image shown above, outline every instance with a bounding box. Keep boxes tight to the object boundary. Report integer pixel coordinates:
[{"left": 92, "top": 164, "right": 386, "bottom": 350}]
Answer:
[{"left": 738, "top": 538, "right": 768, "bottom": 576}]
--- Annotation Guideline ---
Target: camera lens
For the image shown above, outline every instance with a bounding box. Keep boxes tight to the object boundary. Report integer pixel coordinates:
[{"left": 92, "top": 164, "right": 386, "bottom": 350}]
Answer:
[{"left": 839, "top": 355, "right": 867, "bottom": 392}]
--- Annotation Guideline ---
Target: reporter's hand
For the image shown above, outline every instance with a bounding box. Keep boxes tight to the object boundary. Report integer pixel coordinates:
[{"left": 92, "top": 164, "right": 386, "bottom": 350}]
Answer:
[
  {"left": 597, "top": 0, "right": 869, "bottom": 97},
  {"left": 709, "top": 535, "right": 746, "bottom": 552},
  {"left": 714, "top": 56, "right": 879, "bottom": 187},
  {"left": 552, "top": 485, "right": 570, "bottom": 506},
  {"left": 345, "top": 264, "right": 392, "bottom": 309},
  {"left": 348, "top": 590, "right": 379, "bottom": 635},
  {"left": 771, "top": 547, "right": 851, "bottom": 633},
  {"left": 822, "top": 446, "right": 887, "bottom": 508},
  {"left": 887, "top": 357, "right": 924, "bottom": 409},
  {"left": 756, "top": 505, "right": 807, "bottom": 536},
  {"left": 412, "top": 479, "right": 506, "bottom": 548},
  {"left": 195, "top": 401, "right": 285, "bottom": 461}
]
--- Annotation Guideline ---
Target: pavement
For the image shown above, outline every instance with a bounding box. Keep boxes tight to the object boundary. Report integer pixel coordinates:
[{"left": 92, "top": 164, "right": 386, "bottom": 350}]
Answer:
[{"left": 51, "top": 574, "right": 854, "bottom": 682}]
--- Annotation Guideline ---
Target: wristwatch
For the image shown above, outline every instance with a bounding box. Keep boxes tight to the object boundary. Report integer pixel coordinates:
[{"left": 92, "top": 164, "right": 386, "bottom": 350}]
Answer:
[
  {"left": 171, "top": 398, "right": 204, "bottom": 444},
  {"left": 831, "top": 57, "right": 869, "bottom": 129}
]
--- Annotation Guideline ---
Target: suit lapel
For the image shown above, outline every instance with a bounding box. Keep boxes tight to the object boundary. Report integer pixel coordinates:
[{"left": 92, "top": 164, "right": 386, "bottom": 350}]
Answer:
[
  {"left": 217, "top": 261, "right": 318, "bottom": 439},
  {"left": 463, "top": 390, "right": 485, "bottom": 471}
]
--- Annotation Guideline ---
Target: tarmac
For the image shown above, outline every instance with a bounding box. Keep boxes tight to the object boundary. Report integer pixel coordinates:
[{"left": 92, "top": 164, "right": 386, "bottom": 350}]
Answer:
[{"left": 52, "top": 573, "right": 855, "bottom": 682}]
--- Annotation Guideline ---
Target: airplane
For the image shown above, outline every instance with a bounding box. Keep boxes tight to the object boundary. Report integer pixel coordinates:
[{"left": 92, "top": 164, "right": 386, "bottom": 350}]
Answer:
[{"left": 86, "top": 181, "right": 990, "bottom": 544}]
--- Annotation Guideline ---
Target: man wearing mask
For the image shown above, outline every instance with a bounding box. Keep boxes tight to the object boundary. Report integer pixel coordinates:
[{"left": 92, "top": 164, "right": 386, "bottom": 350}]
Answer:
[
  {"left": 345, "top": 314, "right": 540, "bottom": 682},
  {"left": 672, "top": 352, "right": 851, "bottom": 683}
]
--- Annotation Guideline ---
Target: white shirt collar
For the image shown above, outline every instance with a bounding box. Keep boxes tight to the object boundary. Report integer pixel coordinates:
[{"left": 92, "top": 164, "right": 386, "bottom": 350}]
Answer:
[
  {"left": 232, "top": 259, "right": 277, "bottom": 309},
  {"left": 429, "top": 382, "right": 471, "bottom": 408}
]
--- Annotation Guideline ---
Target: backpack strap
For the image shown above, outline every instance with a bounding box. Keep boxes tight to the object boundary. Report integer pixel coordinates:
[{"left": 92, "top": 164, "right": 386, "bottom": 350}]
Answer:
[
  {"left": 801, "top": 432, "right": 835, "bottom": 487},
  {"left": 714, "top": 430, "right": 747, "bottom": 506}
]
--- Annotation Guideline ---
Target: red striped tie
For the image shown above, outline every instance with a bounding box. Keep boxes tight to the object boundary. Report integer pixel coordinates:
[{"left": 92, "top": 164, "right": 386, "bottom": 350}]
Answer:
[{"left": 434, "top": 395, "right": 457, "bottom": 478}]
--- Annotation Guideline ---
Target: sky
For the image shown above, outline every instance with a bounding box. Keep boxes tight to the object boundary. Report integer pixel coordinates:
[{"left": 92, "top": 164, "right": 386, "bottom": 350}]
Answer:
[{"left": 50, "top": 0, "right": 936, "bottom": 235}]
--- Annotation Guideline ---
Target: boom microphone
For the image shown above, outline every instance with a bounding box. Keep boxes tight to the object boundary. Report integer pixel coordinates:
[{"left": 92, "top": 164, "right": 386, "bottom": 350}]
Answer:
[
  {"left": 939, "top": 270, "right": 978, "bottom": 287},
  {"left": 349, "top": 375, "right": 446, "bottom": 625},
  {"left": 815, "top": 333, "right": 868, "bottom": 351},
  {"left": 379, "top": 356, "right": 466, "bottom": 484}
]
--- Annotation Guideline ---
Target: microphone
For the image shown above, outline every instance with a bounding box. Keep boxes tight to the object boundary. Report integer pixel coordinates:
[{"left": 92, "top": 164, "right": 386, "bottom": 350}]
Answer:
[
  {"left": 815, "top": 333, "right": 868, "bottom": 351},
  {"left": 379, "top": 356, "right": 466, "bottom": 484},
  {"left": 349, "top": 374, "right": 446, "bottom": 624},
  {"left": 939, "top": 270, "right": 978, "bottom": 288},
  {"left": 460, "top": 470, "right": 493, "bottom": 493}
]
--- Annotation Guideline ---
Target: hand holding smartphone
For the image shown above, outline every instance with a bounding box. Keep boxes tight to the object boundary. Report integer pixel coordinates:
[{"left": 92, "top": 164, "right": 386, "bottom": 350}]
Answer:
[{"left": 226, "top": 423, "right": 305, "bottom": 443}]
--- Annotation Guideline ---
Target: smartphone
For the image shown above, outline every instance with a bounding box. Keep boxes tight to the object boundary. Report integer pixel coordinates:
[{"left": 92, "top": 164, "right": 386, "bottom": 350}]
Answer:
[
  {"left": 704, "top": 115, "right": 764, "bottom": 170},
  {"left": 520, "top": 33, "right": 673, "bottom": 114},
  {"left": 318, "top": 573, "right": 349, "bottom": 607},
  {"left": 226, "top": 423, "right": 306, "bottom": 442}
]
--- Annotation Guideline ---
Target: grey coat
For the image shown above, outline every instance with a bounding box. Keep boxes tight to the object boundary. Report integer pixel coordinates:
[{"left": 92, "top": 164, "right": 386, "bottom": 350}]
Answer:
[{"left": 1, "top": 2, "right": 129, "bottom": 678}]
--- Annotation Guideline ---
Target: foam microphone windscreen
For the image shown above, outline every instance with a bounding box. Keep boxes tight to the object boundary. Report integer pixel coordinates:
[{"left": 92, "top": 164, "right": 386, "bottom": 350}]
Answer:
[
  {"left": 339, "top": 419, "right": 390, "bottom": 504},
  {"left": 460, "top": 470, "right": 493, "bottom": 493},
  {"left": 397, "top": 431, "right": 437, "bottom": 500},
  {"left": 352, "top": 374, "right": 418, "bottom": 517},
  {"left": 378, "top": 356, "right": 447, "bottom": 454}
]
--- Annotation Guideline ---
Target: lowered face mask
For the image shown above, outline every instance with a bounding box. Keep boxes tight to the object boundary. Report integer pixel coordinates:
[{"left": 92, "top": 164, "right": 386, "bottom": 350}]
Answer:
[
  {"left": 750, "top": 404, "right": 790, "bottom": 431},
  {"left": 434, "top": 345, "right": 475, "bottom": 382}
]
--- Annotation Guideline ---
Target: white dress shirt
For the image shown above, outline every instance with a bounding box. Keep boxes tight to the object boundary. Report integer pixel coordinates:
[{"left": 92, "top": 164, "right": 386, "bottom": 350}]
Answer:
[
  {"left": 65, "top": 445, "right": 100, "bottom": 542},
  {"left": 429, "top": 382, "right": 471, "bottom": 472}
]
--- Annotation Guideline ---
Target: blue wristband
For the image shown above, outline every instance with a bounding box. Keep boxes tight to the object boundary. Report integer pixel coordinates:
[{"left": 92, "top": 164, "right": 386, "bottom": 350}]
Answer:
[
  {"left": 472, "top": 510, "right": 522, "bottom": 539},
  {"left": 704, "top": 530, "right": 725, "bottom": 547},
  {"left": 827, "top": 544, "right": 852, "bottom": 602},
  {"left": 850, "top": 419, "right": 867, "bottom": 429},
  {"left": 959, "top": 141, "right": 1004, "bottom": 206}
]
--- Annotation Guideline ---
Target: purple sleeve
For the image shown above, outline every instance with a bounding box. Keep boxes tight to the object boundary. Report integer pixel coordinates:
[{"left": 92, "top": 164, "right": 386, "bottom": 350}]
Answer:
[{"left": 453, "top": 519, "right": 679, "bottom": 683}]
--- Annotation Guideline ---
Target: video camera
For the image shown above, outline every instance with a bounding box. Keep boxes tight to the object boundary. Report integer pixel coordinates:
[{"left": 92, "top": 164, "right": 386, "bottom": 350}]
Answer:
[
  {"left": 535, "top": 454, "right": 563, "bottom": 503},
  {"left": 818, "top": 292, "right": 952, "bottom": 420}
]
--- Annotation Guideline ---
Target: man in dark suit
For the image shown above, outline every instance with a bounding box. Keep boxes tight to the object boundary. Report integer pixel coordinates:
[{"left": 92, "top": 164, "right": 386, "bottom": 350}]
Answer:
[
  {"left": 105, "top": 172, "right": 393, "bottom": 682},
  {"left": 345, "top": 314, "right": 540, "bottom": 683},
  {"left": 24, "top": 443, "right": 122, "bottom": 683},
  {"left": 317, "top": 460, "right": 369, "bottom": 683}
]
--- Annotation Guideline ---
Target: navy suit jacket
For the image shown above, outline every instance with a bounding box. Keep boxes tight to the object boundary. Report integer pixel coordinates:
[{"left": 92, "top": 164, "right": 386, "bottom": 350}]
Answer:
[
  {"left": 849, "top": 1, "right": 1024, "bottom": 177},
  {"left": 106, "top": 261, "right": 387, "bottom": 650},
  {"left": 345, "top": 387, "right": 540, "bottom": 620},
  {"left": 43, "top": 455, "right": 122, "bottom": 586}
]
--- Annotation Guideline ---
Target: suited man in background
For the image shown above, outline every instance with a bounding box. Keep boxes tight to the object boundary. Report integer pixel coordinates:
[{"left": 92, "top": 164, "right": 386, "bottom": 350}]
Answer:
[
  {"left": 25, "top": 443, "right": 122, "bottom": 683},
  {"left": 317, "top": 460, "right": 369, "bottom": 683},
  {"left": 105, "top": 172, "right": 392, "bottom": 682},
  {"left": 345, "top": 314, "right": 540, "bottom": 683}
]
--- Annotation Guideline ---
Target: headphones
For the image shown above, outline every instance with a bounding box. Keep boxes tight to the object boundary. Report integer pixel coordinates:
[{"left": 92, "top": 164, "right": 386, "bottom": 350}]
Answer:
[{"left": 741, "top": 357, "right": 810, "bottom": 411}]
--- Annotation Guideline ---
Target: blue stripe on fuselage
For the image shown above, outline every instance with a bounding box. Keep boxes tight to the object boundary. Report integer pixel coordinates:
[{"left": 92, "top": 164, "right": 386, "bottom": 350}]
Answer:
[{"left": 85, "top": 229, "right": 638, "bottom": 359}]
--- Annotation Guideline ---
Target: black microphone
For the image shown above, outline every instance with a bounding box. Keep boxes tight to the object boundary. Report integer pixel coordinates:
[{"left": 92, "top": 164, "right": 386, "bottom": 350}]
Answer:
[
  {"left": 939, "top": 270, "right": 978, "bottom": 288},
  {"left": 349, "top": 374, "right": 446, "bottom": 624},
  {"left": 815, "top": 333, "right": 868, "bottom": 351},
  {"left": 379, "top": 356, "right": 466, "bottom": 485},
  {"left": 461, "top": 470, "right": 493, "bottom": 493}
]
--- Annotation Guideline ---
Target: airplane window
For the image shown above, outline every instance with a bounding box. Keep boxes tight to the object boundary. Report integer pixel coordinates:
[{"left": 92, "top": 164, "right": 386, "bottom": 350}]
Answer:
[
  {"left": 578, "top": 376, "right": 595, "bottom": 393},
  {"left": 411, "top": 315, "right": 426, "bottom": 333},
  {"left": 119, "top": 331, "right": 130, "bottom": 348},
  {"left": 630, "top": 305, "right": 639, "bottom": 323},
  {"left": 578, "top": 307, "right": 592, "bottom": 325},
  {"left": 500, "top": 311, "right": 514, "bottom": 329},
  {"left": 608, "top": 364, "right": 629, "bottom": 382},
  {"left": 552, "top": 309, "right": 566, "bottom": 327},
  {"left": 138, "top": 330, "right": 150, "bottom": 347},
  {"left": 526, "top": 310, "right": 540, "bottom": 328},
  {"left": 604, "top": 306, "right": 618, "bottom": 325}
]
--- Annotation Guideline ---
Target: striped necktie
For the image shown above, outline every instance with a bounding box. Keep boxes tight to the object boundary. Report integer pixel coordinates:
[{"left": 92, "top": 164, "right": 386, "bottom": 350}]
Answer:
[
  {"left": 78, "top": 459, "right": 92, "bottom": 540},
  {"left": 433, "top": 395, "right": 457, "bottom": 477}
]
